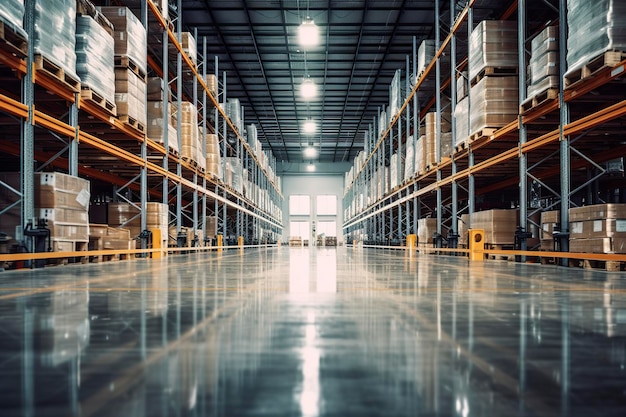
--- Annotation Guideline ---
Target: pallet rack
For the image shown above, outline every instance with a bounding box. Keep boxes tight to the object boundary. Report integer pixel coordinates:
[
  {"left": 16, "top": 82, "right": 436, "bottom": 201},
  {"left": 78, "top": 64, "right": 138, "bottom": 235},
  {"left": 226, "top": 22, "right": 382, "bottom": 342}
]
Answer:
[
  {"left": 343, "top": 0, "right": 626, "bottom": 268},
  {"left": 0, "top": 0, "right": 283, "bottom": 264}
]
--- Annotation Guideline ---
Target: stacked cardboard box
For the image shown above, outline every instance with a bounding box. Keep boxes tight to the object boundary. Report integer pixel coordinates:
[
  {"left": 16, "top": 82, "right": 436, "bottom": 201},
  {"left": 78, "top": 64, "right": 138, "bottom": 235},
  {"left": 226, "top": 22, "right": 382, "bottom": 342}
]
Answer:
[
  {"left": 175, "top": 32, "right": 197, "bottom": 65},
  {"left": 569, "top": 204, "right": 626, "bottom": 253},
  {"left": 468, "top": 20, "right": 519, "bottom": 137},
  {"left": 470, "top": 76, "right": 519, "bottom": 136},
  {"left": 417, "top": 218, "right": 448, "bottom": 246},
  {"left": 89, "top": 224, "right": 133, "bottom": 251},
  {"left": 146, "top": 77, "right": 179, "bottom": 154},
  {"left": 206, "top": 133, "right": 221, "bottom": 178},
  {"left": 107, "top": 202, "right": 168, "bottom": 247},
  {"left": 527, "top": 26, "right": 559, "bottom": 98},
  {"left": 389, "top": 153, "right": 402, "bottom": 189},
  {"left": 417, "top": 40, "right": 436, "bottom": 78},
  {"left": 176, "top": 101, "right": 205, "bottom": 169},
  {"left": 389, "top": 69, "right": 404, "bottom": 118},
  {"left": 470, "top": 209, "right": 518, "bottom": 245},
  {"left": 540, "top": 210, "right": 560, "bottom": 250},
  {"left": 424, "top": 111, "right": 452, "bottom": 165},
  {"left": 205, "top": 74, "right": 217, "bottom": 97},
  {"left": 454, "top": 96, "right": 469, "bottom": 147},
  {"left": 458, "top": 213, "right": 470, "bottom": 247},
  {"left": 75, "top": 10, "right": 115, "bottom": 107},
  {"left": 32, "top": 0, "right": 78, "bottom": 80},
  {"left": 404, "top": 140, "right": 414, "bottom": 182},
  {"left": 415, "top": 135, "right": 426, "bottom": 175},
  {"left": 114, "top": 67, "right": 147, "bottom": 127},
  {"left": 566, "top": 0, "right": 626, "bottom": 77},
  {"left": 0, "top": 172, "right": 91, "bottom": 250}
]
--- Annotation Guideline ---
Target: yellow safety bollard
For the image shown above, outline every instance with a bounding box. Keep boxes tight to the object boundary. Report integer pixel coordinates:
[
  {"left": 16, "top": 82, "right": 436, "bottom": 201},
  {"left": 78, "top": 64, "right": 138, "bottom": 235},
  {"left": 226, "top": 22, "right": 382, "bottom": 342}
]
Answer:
[
  {"left": 468, "top": 229, "right": 485, "bottom": 261},
  {"left": 216, "top": 234, "right": 223, "bottom": 252},
  {"left": 406, "top": 234, "right": 417, "bottom": 250},
  {"left": 151, "top": 228, "right": 163, "bottom": 259},
  {"left": 238, "top": 236, "right": 244, "bottom": 247}
]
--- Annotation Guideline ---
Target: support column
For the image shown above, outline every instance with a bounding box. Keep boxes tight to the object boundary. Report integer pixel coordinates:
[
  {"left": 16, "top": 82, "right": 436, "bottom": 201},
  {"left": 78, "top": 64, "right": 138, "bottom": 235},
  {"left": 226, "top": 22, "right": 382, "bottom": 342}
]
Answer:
[
  {"left": 558, "top": 0, "right": 570, "bottom": 264},
  {"left": 518, "top": 0, "right": 528, "bottom": 256}
]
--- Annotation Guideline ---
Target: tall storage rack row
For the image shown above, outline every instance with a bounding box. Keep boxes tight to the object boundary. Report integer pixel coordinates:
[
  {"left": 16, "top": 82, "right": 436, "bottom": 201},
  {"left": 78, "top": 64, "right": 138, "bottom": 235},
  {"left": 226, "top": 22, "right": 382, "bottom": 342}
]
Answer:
[
  {"left": 343, "top": 0, "right": 626, "bottom": 266},
  {"left": 0, "top": 0, "right": 283, "bottom": 262}
]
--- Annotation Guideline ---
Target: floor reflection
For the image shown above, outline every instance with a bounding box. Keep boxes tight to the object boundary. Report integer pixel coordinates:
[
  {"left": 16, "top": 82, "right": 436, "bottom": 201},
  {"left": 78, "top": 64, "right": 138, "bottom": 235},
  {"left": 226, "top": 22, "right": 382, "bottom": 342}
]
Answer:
[{"left": 0, "top": 248, "right": 625, "bottom": 416}]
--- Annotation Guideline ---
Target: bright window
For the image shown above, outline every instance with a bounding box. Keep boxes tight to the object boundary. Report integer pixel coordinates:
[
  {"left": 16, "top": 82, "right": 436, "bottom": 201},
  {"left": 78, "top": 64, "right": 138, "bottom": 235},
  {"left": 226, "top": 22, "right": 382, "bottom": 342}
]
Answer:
[
  {"left": 289, "top": 221, "right": 310, "bottom": 238},
  {"left": 316, "top": 195, "right": 337, "bottom": 215},
  {"left": 289, "top": 195, "right": 310, "bottom": 215},
  {"left": 317, "top": 220, "right": 336, "bottom": 237}
]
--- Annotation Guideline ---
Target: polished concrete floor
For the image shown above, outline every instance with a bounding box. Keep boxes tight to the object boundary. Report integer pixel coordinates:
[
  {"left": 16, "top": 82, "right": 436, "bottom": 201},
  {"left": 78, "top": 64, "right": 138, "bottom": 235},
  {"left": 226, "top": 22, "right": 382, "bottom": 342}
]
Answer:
[{"left": 0, "top": 247, "right": 625, "bottom": 416}]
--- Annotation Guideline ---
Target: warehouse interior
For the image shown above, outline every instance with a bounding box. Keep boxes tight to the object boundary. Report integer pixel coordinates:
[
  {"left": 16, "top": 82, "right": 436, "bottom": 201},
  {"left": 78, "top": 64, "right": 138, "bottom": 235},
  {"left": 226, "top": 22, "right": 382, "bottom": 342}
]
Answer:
[{"left": 1, "top": 0, "right": 626, "bottom": 415}]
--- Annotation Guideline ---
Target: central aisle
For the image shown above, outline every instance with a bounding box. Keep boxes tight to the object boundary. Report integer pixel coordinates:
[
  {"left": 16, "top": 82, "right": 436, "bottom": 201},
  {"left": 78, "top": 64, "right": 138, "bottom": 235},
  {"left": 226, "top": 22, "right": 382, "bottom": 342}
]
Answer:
[{"left": 0, "top": 247, "right": 624, "bottom": 416}]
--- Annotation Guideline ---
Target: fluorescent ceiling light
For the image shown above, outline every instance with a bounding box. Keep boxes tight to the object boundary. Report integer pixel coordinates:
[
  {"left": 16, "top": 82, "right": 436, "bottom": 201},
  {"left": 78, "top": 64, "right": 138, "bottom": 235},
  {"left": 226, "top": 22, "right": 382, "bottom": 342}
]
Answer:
[
  {"left": 298, "top": 19, "right": 319, "bottom": 47},
  {"left": 300, "top": 78, "right": 317, "bottom": 99},
  {"left": 303, "top": 146, "right": 317, "bottom": 159},
  {"left": 303, "top": 120, "right": 316, "bottom": 134},
  {"left": 306, "top": 163, "right": 316, "bottom": 172}
]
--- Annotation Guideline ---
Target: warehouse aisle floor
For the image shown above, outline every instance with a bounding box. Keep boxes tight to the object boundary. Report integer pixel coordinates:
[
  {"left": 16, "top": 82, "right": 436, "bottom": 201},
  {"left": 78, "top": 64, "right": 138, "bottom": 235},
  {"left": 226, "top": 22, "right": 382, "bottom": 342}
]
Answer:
[{"left": 0, "top": 247, "right": 625, "bottom": 416}]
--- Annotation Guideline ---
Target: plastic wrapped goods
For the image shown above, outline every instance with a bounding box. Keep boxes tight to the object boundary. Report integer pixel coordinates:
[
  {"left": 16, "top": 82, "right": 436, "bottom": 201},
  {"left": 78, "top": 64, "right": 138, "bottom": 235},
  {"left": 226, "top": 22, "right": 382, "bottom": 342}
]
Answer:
[
  {"left": 415, "top": 135, "right": 425, "bottom": 175},
  {"left": 147, "top": 101, "right": 179, "bottom": 154},
  {"left": 33, "top": 0, "right": 77, "bottom": 78},
  {"left": 527, "top": 26, "right": 560, "bottom": 98},
  {"left": 389, "top": 69, "right": 403, "bottom": 118},
  {"left": 468, "top": 20, "right": 518, "bottom": 81},
  {"left": 177, "top": 32, "right": 197, "bottom": 65},
  {"left": 417, "top": 40, "right": 436, "bottom": 77},
  {"left": 0, "top": 0, "right": 25, "bottom": 37},
  {"left": 566, "top": 0, "right": 626, "bottom": 76},
  {"left": 454, "top": 96, "right": 469, "bottom": 147},
  {"left": 469, "top": 76, "right": 519, "bottom": 135},
  {"left": 404, "top": 142, "right": 414, "bottom": 182},
  {"left": 115, "top": 68, "right": 147, "bottom": 125},
  {"left": 99, "top": 7, "right": 147, "bottom": 76},
  {"left": 76, "top": 15, "right": 115, "bottom": 105}
]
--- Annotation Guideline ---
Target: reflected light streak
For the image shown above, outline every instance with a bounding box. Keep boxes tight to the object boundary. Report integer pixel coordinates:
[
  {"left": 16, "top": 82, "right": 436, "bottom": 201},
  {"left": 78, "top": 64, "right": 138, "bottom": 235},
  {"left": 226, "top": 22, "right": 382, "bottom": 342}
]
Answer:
[
  {"left": 298, "top": 311, "right": 321, "bottom": 417},
  {"left": 316, "top": 251, "right": 337, "bottom": 293},
  {"left": 289, "top": 250, "right": 310, "bottom": 294}
]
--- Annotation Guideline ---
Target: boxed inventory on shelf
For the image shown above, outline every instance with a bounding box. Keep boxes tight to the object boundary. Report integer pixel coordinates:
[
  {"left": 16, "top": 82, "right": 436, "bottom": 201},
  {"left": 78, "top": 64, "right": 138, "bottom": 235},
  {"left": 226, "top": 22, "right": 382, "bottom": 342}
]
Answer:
[
  {"left": 175, "top": 32, "right": 197, "bottom": 65},
  {"left": 147, "top": 100, "right": 179, "bottom": 153},
  {"left": 0, "top": 0, "right": 26, "bottom": 37},
  {"left": 75, "top": 14, "right": 116, "bottom": 106},
  {"left": 468, "top": 20, "right": 518, "bottom": 82},
  {"left": 417, "top": 218, "right": 448, "bottom": 246},
  {"left": 33, "top": 0, "right": 78, "bottom": 79},
  {"left": 115, "top": 67, "right": 147, "bottom": 126},
  {"left": 99, "top": 6, "right": 147, "bottom": 76},
  {"left": 389, "top": 69, "right": 404, "bottom": 118},
  {"left": 108, "top": 202, "right": 168, "bottom": 246},
  {"left": 456, "top": 71, "right": 468, "bottom": 102},
  {"left": 404, "top": 141, "right": 414, "bottom": 182},
  {"left": 540, "top": 210, "right": 560, "bottom": 250},
  {"left": 89, "top": 224, "right": 133, "bottom": 251},
  {"left": 527, "top": 26, "right": 560, "bottom": 98},
  {"left": 569, "top": 204, "right": 626, "bottom": 253},
  {"left": 454, "top": 96, "right": 469, "bottom": 147},
  {"left": 0, "top": 172, "right": 90, "bottom": 244},
  {"left": 566, "top": 0, "right": 626, "bottom": 77},
  {"left": 417, "top": 39, "right": 436, "bottom": 78},
  {"left": 469, "top": 76, "right": 519, "bottom": 135},
  {"left": 470, "top": 209, "right": 519, "bottom": 245}
]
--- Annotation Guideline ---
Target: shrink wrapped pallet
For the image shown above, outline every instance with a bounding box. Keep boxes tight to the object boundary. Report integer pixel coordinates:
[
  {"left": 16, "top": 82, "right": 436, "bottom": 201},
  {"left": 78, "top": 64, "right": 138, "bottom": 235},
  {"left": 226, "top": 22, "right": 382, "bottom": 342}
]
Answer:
[
  {"left": 470, "top": 209, "right": 518, "bottom": 245},
  {"left": 115, "top": 67, "right": 147, "bottom": 126},
  {"left": 227, "top": 98, "right": 242, "bottom": 132},
  {"left": 204, "top": 74, "right": 218, "bottom": 97},
  {"left": 417, "top": 218, "right": 448, "bottom": 246},
  {"left": 389, "top": 69, "right": 404, "bottom": 118},
  {"left": 454, "top": 96, "right": 469, "bottom": 147},
  {"left": 569, "top": 204, "right": 626, "bottom": 254},
  {"left": 456, "top": 71, "right": 468, "bottom": 102},
  {"left": 389, "top": 153, "right": 399, "bottom": 189},
  {"left": 566, "top": 0, "right": 626, "bottom": 76},
  {"left": 527, "top": 26, "right": 560, "bottom": 98},
  {"left": 147, "top": 101, "right": 179, "bottom": 154},
  {"left": 0, "top": 0, "right": 26, "bottom": 37},
  {"left": 379, "top": 109, "right": 387, "bottom": 136},
  {"left": 415, "top": 135, "right": 425, "bottom": 175},
  {"left": 76, "top": 15, "right": 115, "bottom": 105},
  {"left": 469, "top": 76, "right": 519, "bottom": 136},
  {"left": 468, "top": 20, "right": 518, "bottom": 82},
  {"left": 33, "top": 0, "right": 77, "bottom": 79},
  {"left": 440, "top": 132, "right": 453, "bottom": 160},
  {"left": 146, "top": 77, "right": 171, "bottom": 101},
  {"left": 206, "top": 133, "right": 221, "bottom": 178},
  {"left": 417, "top": 40, "right": 436, "bottom": 78},
  {"left": 458, "top": 213, "right": 470, "bottom": 247},
  {"left": 99, "top": 6, "right": 147, "bottom": 76},
  {"left": 404, "top": 141, "right": 414, "bottom": 182},
  {"left": 425, "top": 111, "right": 452, "bottom": 163}
]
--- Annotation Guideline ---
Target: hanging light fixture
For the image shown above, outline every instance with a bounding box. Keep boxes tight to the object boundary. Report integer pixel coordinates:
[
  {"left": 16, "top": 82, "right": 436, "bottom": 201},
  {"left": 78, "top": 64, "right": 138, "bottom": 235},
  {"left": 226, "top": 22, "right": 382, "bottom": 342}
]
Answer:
[
  {"left": 300, "top": 77, "right": 317, "bottom": 99},
  {"left": 306, "top": 162, "right": 316, "bottom": 172},
  {"left": 298, "top": 18, "right": 319, "bottom": 47},
  {"left": 303, "top": 119, "right": 316, "bottom": 134},
  {"left": 303, "top": 144, "right": 317, "bottom": 159}
]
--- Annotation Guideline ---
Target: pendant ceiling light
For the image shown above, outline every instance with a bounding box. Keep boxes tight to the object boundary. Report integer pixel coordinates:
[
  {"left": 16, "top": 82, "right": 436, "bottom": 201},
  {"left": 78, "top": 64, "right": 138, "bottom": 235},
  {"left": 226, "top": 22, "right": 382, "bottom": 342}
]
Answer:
[
  {"left": 298, "top": 19, "right": 319, "bottom": 48},
  {"left": 303, "top": 145, "right": 317, "bottom": 159},
  {"left": 303, "top": 119, "right": 316, "bottom": 134},
  {"left": 300, "top": 78, "right": 317, "bottom": 99}
]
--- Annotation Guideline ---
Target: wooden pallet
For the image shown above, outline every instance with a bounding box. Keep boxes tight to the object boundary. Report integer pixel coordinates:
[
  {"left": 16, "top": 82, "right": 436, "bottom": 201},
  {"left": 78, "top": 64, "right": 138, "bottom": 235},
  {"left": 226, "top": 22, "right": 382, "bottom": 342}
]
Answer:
[
  {"left": 0, "top": 19, "right": 27, "bottom": 58},
  {"left": 471, "top": 66, "right": 518, "bottom": 86},
  {"left": 568, "top": 258, "right": 624, "bottom": 272},
  {"left": 520, "top": 88, "right": 559, "bottom": 114},
  {"left": 81, "top": 86, "right": 117, "bottom": 116},
  {"left": 565, "top": 50, "right": 626, "bottom": 88},
  {"left": 469, "top": 127, "right": 498, "bottom": 142},
  {"left": 454, "top": 139, "right": 468, "bottom": 154},
  {"left": 181, "top": 156, "right": 198, "bottom": 168},
  {"left": 118, "top": 114, "right": 146, "bottom": 133},
  {"left": 76, "top": 0, "right": 114, "bottom": 36},
  {"left": 114, "top": 55, "right": 147, "bottom": 80},
  {"left": 486, "top": 244, "right": 515, "bottom": 261},
  {"left": 34, "top": 54, "right": 81, "bottom": 92}
]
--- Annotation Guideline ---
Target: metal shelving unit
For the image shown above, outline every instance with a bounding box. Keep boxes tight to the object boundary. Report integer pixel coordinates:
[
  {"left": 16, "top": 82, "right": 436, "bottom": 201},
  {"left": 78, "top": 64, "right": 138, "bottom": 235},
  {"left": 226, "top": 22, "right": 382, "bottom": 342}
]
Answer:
[
  {"left": 343, "top": 0, "right": 626, "bottom": 264},
  {"left": 0, "top": 0, "right": 283, "bottom": 262}
]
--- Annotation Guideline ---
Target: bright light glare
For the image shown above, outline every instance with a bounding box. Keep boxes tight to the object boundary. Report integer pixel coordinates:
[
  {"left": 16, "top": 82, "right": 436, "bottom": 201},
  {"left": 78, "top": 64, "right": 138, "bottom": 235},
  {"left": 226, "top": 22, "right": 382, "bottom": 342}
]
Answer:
[
  {"left": 298, "top": 20, "right": 319, "bottom": 47},
  {"left": 303, "top": 120, "right": 316, "bottom": 134},
  {"left": 304, "top": 146, "right": 317, "bottom": 159},
  {"left": 300, "top": 78, "right": 317, "bottom": 99},
  {"left": 306, "top": 163, "right": 316, "bottom": 172}
]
